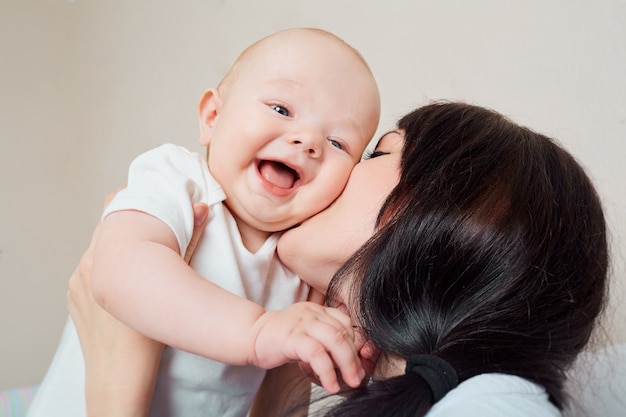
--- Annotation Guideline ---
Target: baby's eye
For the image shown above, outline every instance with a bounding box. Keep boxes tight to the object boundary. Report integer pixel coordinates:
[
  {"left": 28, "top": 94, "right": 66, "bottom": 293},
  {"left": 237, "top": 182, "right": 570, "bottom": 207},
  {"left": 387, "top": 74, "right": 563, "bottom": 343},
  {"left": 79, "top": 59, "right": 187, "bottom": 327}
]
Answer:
[
  {"left": 328, "top": 138, "right": 343, "bottom": 150},
  {"left": 270, "top": 105, "right": 290, "bottom": 117}
]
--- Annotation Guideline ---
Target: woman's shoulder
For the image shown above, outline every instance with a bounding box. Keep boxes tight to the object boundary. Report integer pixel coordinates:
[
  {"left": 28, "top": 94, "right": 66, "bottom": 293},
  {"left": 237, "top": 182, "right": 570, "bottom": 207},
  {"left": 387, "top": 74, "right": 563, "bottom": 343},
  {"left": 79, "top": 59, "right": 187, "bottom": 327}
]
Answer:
[
  {"left": 425, "top": 373, "right": 561, "bottom": 417},
  {"left": 564, "top": 343, "right": 626, "bottom": 417}
]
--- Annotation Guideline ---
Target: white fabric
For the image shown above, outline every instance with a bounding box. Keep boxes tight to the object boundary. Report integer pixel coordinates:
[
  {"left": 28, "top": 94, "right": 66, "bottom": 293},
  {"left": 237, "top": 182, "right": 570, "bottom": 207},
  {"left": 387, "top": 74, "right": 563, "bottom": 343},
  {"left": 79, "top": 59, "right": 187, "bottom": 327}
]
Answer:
[
  {"left": 564, "top": 343, "right": 626, "bottom": 416},
  {"left": 425, "top": 373, "right": 561, "bottom": 417},
  {"left": 25, "top": 318, "right": 86, "bottom": 417},
  {"left": 28, "top": 144, "right": 308, "bottom": 417}
]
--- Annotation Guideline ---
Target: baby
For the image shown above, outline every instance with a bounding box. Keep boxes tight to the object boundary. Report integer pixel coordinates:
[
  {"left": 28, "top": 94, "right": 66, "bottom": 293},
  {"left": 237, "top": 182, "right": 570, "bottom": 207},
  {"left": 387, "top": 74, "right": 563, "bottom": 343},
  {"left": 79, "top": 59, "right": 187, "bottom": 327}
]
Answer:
[{"left": 28, "top": 28, "right": 380, "bottom": 417}]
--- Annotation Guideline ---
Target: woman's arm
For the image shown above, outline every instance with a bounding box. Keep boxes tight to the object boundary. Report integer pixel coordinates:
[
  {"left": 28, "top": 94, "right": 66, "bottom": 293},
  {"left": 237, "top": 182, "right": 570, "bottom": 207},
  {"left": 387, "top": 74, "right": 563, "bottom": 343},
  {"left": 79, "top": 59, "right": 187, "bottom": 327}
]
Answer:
[
  {"left": 67, "top": 196, "right": 209, "bottom": 417},
  {"left": 249, "top": 363, "right": 311, "bottom": 417},
  {"left": 248, "top": 288, "right": 326, "bottom": 417}
]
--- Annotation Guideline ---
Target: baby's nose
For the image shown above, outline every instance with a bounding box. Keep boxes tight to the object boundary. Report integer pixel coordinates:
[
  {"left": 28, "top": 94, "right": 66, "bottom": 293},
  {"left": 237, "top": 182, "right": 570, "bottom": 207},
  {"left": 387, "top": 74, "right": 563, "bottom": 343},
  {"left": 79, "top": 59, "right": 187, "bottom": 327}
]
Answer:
[{"left": 290, "top": 135, "right": 322, "bottom": 158}]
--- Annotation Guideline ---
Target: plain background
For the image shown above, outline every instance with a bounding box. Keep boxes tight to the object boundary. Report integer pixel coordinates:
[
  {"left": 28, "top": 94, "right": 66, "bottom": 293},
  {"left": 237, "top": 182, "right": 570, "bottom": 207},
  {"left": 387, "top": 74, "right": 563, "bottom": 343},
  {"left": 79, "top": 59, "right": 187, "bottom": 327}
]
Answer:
[{"left": 1, "top": 0, "right": 625, "bottom": 390}]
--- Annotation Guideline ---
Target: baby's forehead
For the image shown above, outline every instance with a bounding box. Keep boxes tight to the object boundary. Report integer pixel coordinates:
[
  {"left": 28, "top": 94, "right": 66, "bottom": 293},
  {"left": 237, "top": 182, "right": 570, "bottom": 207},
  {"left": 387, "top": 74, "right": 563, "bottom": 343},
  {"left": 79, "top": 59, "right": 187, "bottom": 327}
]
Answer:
[
  {"left": 253, "top": 28, "right": 354, "bottom": 53},
  {"left": 241, "top": 30, "right": 368, "bottom": 74}
]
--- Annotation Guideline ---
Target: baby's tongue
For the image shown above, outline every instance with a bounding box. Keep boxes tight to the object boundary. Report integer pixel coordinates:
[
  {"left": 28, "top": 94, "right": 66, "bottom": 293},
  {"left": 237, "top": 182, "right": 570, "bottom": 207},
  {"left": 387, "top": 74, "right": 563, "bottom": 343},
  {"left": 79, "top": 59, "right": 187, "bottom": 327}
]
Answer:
[{"left": 259, "top": 160, "right": 295, "bottom": 189}]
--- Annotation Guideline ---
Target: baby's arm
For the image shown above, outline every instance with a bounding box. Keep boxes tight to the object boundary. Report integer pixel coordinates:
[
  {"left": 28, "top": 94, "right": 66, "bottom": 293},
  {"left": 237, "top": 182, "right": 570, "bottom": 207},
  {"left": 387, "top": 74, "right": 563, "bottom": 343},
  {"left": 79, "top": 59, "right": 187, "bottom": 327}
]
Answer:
[
  {"left": 91, "top": 209, "right": 364, "bottom": 393},
  {"left": 92, "top": 209, "right": 266, "bottom": 361}
]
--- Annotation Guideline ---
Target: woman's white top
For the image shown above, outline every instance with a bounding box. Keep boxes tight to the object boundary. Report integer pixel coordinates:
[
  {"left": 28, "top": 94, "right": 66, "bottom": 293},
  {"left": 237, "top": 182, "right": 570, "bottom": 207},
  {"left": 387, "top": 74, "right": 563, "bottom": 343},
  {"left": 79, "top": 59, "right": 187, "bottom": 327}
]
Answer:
[{"left": 426, "top": 373, "right": 561, "bottom": 417}]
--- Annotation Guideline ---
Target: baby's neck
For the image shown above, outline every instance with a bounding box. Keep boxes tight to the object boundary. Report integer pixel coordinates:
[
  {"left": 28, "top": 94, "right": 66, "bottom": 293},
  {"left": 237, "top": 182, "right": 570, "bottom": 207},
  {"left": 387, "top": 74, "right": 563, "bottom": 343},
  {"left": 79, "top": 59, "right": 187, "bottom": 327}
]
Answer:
[{"left": 235, "top": 218, "right": 273, "bottom": 253}]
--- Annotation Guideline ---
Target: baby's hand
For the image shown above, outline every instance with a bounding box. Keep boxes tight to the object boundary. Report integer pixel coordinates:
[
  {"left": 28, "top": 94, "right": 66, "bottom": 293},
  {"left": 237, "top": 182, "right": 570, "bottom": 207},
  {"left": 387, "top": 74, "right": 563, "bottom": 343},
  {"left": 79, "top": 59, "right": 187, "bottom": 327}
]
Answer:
[{"left": 249, "top": 302, "right": 365, "bottom": 394}]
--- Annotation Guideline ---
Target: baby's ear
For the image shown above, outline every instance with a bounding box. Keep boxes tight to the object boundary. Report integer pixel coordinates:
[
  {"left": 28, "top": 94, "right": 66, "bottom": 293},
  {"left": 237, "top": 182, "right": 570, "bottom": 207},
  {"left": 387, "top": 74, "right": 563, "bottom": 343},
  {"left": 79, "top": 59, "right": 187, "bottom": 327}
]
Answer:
[{"left": 198, "top": 88, "right": 221, "bottom": 145}]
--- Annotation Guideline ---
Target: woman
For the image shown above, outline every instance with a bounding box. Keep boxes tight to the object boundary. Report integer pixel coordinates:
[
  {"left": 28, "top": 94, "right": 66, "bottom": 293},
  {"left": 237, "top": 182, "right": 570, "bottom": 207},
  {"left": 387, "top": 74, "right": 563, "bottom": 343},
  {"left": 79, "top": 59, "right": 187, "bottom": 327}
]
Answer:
[
  {"left": 68, "top": 102, "right": 608, "bottom": 416},
  {"left": 304, "top": 102, "right": 608, "bottom": 416}
]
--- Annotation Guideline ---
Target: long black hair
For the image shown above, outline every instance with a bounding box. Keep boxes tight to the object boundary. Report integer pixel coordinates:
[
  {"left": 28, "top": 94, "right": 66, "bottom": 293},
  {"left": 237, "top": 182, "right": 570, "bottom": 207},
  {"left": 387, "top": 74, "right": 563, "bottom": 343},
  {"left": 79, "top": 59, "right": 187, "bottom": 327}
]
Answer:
[{"left": 323, "top": 102, "right": 608, "bottom": 416}]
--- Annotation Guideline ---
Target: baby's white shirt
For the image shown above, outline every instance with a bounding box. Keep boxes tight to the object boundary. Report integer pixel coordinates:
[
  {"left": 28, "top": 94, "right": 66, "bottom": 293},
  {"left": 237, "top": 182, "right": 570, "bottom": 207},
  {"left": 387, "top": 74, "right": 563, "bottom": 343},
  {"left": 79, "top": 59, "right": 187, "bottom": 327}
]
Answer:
[{"left": 28, "top": 144, "right": 308, "bottom": 417}]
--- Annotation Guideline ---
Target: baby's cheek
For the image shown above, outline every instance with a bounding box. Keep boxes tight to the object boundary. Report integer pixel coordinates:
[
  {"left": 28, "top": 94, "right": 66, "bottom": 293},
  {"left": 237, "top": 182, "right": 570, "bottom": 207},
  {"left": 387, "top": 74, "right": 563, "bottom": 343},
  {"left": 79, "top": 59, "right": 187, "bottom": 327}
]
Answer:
[
  {"left": 308, "top": 183, "right": 344, "bottom": 216},
  {"left": 323, "top": 164, "right": 353, "bottom": 201}
]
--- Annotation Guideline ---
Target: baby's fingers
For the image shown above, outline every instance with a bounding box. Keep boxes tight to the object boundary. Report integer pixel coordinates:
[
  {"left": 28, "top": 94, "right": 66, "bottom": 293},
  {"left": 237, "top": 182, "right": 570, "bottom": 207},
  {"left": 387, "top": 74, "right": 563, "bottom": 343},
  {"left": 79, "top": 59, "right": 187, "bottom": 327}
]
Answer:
[
  {"left": 302, "top": 318, "right": 365, "bottom": 391},
  {"left": 292, "top": 337, "right": 341, "bottom": 393}
]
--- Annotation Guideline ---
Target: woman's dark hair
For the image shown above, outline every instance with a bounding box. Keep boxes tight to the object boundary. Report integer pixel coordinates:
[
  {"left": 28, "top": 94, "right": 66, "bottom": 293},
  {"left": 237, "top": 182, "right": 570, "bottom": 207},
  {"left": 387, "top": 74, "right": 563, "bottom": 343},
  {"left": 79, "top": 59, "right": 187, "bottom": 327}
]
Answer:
[{"left": 324, "top": 102, "right": 609, "bottom": 416}]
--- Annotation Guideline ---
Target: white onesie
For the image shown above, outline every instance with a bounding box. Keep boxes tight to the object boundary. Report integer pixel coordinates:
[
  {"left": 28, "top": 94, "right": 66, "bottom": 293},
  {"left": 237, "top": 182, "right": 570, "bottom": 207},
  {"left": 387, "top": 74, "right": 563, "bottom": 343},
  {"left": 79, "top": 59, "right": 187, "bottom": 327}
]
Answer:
[{"left": 27, "top": 144, "right": 308, "bottom": 417}]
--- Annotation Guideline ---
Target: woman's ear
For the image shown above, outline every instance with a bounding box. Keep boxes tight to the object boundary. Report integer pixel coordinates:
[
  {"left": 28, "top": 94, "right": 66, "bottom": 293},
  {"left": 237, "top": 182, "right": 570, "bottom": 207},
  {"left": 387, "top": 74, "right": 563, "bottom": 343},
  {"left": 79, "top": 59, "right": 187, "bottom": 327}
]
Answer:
[{"left": 198, "top": 88, "right": 221, "bottom": 146}]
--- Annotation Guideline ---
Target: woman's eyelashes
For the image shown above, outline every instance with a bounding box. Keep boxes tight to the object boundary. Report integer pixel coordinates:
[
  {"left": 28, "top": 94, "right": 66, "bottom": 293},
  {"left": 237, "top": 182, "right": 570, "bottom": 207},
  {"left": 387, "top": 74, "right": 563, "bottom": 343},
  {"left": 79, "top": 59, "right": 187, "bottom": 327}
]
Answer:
[{"left": 363, "top": 149, "right": 390, "bottom": 159}]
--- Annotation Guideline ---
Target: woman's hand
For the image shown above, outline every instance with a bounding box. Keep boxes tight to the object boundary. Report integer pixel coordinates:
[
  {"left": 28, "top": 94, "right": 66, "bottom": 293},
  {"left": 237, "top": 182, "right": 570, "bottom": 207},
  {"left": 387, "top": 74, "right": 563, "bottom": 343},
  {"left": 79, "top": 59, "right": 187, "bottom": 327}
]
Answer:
[{"left": 67, "top": 190, "right": 209, "bottom": 416}]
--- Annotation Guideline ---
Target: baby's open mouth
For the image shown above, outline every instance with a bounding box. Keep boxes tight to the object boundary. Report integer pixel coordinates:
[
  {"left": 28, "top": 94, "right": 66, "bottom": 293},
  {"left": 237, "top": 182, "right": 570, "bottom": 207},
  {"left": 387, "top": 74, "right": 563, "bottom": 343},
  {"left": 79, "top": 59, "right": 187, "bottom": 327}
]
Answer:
[{"left": 258, "top": 160, "right": 300, "bottom": 189}]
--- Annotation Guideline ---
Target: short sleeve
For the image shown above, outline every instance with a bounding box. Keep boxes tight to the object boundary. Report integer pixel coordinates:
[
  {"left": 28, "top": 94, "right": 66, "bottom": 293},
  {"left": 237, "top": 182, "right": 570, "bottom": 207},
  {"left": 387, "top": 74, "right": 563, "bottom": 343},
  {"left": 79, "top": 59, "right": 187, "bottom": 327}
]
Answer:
[{"left": 102, "top": 144, "right": 225, "bottom": 255}]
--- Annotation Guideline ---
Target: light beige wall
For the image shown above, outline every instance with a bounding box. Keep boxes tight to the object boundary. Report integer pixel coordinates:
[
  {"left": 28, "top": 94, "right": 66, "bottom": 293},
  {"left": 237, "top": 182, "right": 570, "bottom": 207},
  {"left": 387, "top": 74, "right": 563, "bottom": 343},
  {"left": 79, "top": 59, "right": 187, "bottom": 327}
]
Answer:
[{"left": 1, "top": 0, "right": 625, "bottom": 389}]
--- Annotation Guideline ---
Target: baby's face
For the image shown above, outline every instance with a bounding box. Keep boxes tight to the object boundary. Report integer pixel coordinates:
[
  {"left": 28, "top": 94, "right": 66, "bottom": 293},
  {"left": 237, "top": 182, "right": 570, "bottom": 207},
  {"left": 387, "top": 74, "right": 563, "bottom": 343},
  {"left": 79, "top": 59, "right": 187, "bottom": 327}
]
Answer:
[{"left": 199, "top": 30, "right": 380, "bottom": 242}]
